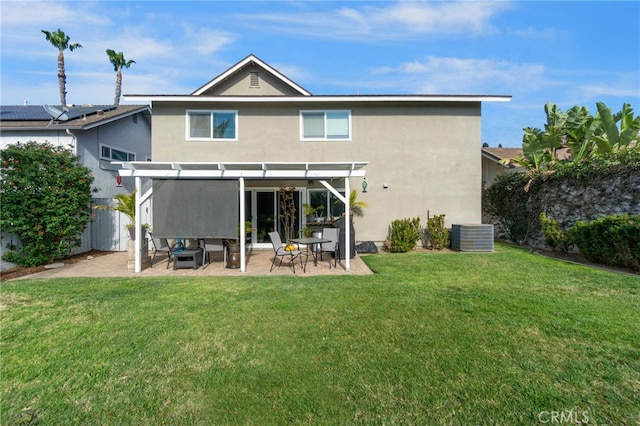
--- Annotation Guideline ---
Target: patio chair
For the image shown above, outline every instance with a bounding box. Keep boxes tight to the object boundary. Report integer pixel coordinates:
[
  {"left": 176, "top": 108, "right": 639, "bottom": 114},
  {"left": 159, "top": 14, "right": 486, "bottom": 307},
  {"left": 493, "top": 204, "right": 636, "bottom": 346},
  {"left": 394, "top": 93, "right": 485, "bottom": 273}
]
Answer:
[
  {"left": 149, "top": 233, "right": 171, "bottom": 267},
  {"left": 198, "top": 238, "right": 226, "bottom": 268},
  {"left": 320, "top": 228, "right": 340, "bottom": 268},
  {"left": 268, "top": 231, "right": 301, "bottom": 273}
]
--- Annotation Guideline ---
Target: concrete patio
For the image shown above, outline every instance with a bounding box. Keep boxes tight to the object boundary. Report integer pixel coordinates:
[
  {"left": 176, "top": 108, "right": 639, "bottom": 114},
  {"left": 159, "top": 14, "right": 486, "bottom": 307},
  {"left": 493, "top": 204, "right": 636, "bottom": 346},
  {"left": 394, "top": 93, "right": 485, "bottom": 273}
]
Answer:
[{"left": 13, "top": 248, "right": 374, "bottom": 280}]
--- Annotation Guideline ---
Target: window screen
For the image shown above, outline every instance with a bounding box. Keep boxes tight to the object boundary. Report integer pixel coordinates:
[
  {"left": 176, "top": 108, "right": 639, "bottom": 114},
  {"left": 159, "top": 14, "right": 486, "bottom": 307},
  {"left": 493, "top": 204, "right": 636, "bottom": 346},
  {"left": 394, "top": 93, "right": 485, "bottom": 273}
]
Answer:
[
  {"left": 302, "top": 112, "right": 324, "bottom": 138},
  {"left": 152, "top": 179, "right": 239, "bottom": 239}
]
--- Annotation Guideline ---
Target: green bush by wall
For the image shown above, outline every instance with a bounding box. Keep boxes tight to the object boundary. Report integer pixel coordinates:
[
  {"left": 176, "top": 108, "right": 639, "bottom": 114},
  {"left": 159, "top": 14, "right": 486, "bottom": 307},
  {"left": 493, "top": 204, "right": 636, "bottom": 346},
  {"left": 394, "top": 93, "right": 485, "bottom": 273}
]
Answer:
[{"left": 571, "top": 214, "right": 640, "bottom": 271}]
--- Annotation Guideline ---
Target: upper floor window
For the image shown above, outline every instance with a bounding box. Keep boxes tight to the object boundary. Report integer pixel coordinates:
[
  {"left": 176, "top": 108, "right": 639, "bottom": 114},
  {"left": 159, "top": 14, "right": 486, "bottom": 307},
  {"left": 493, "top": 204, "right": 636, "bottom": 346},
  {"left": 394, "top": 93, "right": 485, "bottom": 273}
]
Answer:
[
  {"left": 300, "top": 110, "right": 351, "bottom": 140},
  {"left": 187, "top": 110, "right": 237, "bottom": 140},
  {"left": 100, "top": 144, "right": 135, "bottom": 161}
]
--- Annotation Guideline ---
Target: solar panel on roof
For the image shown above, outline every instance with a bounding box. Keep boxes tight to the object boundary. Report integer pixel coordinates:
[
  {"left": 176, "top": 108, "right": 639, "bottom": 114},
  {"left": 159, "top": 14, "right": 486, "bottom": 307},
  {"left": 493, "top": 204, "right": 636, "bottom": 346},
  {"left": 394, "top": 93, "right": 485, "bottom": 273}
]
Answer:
[{"left": 0, "top": 105, "right": 116, "bottom": 121}]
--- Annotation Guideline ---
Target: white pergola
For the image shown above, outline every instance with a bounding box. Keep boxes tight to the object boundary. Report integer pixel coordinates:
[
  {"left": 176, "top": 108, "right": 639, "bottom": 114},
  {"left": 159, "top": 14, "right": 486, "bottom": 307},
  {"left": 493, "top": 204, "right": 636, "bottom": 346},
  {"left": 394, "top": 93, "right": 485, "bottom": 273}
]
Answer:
[{"left": 116, "top": 161, "right": 368, "bottom": 273}]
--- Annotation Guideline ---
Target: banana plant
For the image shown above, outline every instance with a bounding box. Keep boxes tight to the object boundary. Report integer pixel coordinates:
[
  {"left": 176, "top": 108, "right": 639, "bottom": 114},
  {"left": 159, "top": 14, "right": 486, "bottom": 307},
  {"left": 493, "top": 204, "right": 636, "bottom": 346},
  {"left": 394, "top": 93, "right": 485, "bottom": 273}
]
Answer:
[
  {"left": 564, "top": 105, "right": 596, "bottom": 162},
  {"left": 593, "top": 102, "right": 640, "bottom": 153}
]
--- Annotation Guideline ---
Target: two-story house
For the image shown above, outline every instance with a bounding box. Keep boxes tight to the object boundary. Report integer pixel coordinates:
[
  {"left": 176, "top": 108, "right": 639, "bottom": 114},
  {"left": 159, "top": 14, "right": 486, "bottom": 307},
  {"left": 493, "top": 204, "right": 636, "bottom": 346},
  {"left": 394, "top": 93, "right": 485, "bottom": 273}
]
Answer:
[{"left": 122, "top": 54, "right": 510, "bottom": 272}]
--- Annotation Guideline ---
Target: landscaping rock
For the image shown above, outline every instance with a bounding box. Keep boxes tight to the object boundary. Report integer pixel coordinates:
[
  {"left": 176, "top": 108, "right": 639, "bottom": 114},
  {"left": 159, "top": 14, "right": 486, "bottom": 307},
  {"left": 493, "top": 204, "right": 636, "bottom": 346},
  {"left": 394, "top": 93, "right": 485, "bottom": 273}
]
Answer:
[
  {"left": 44, "top": 262, "right": 65, "bottom": 269},
  {"left": 356, "top": 241, "right": 378, "bottom": 253}
]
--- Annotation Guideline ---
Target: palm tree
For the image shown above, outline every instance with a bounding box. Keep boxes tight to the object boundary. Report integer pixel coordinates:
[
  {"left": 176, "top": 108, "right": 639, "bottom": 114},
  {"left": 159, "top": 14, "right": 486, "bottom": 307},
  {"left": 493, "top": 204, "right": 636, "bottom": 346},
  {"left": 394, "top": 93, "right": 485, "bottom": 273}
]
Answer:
[
  {"left": 106, "top": 49, "right": 135, "bottom": 106},
  {"left": 41, "top": 29, "right": 82, "bottom": 106}
]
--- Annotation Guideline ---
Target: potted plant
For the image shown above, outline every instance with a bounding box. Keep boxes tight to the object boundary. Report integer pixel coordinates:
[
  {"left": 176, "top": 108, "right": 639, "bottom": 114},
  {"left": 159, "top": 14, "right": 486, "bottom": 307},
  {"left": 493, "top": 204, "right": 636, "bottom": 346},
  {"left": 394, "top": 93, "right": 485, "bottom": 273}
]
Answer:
[
  {"left": 225, "top": 220, "right": 254, "bottom": 268},
  {"left": 279, "top": 187, "right": 297, "bottom": 251},
  {"left": 335, "top": 189, "right": 368, "bottom": 218},
  {"left": 302, "top": 225, "right": 313, "bottom": 238},
  {"left": 302, "top": 203, "right": 325, "bottom": 223},
  {"left": 94, "top": 190, "right": 148, "bottom": 240}
]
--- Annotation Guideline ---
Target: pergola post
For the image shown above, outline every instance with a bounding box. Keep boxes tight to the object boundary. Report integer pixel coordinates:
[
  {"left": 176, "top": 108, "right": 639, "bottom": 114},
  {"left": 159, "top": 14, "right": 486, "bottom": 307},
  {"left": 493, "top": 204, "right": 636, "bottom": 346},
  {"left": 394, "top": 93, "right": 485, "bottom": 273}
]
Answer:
[
  {"left": 134, "top": 176, "right": 142, "bottom": 273},
  {"left": 239, "top": 177, "right": 246, "bottom": 272},
  {"left": 345, "top": 177, "right": 350, "bottom": 272}
]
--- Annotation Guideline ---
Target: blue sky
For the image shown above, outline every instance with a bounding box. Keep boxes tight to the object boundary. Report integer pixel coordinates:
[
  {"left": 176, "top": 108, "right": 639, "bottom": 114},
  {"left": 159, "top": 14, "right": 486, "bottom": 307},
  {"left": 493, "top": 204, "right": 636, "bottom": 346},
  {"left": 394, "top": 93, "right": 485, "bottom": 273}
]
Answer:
[{"left": 1, "top": 1, "right": 638, "bottom": 147}]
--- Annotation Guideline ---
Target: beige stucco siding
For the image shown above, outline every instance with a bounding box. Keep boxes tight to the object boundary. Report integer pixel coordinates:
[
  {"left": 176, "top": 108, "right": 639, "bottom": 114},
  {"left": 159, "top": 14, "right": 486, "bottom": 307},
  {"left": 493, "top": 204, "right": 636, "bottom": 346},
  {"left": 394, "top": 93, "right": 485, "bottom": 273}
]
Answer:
[{"left": 151, "top": 100, "right": 481, "bottom": 243}]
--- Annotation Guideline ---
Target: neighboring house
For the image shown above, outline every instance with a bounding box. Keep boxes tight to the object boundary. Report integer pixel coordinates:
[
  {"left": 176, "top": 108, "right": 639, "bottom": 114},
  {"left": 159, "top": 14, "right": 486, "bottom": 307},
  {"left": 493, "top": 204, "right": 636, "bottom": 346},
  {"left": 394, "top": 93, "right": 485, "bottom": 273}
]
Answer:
[
  {"left": 123, "top": 54, "right": 510, "bottom": 272},
  {"left": 0, "top": 104, "right": 152, "bottom": 256},
  {"left": 481, "top": 147, "right": 524, "bottom": 187}
]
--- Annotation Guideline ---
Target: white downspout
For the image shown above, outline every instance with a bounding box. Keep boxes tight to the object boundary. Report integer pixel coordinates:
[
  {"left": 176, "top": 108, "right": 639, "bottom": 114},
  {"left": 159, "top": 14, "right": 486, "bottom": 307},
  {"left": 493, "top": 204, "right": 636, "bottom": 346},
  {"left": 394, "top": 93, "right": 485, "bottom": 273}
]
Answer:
[{"left": 65, "top": 129, "right": 77, "bottom": 154}]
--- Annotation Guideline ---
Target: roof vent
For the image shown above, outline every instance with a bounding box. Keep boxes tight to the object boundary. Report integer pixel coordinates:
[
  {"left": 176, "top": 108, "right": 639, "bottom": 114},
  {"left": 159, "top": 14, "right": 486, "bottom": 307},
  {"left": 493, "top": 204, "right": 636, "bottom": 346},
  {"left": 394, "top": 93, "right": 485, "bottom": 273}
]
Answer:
[{"left": 250, "top": 71, "right": 259, "bottom": 87}]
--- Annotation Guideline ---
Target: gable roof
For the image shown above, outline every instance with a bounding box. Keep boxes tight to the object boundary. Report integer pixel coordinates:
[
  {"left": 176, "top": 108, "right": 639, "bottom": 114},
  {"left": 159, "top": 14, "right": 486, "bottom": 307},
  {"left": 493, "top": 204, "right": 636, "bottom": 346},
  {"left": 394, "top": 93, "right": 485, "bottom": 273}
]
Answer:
[
  {"left": 0, "top": 104, "right": 150, "bottom": 131},
  {"left": 191, "top": 54, "right": 311, "bottom": 96},
  {"left": 481, "top": 147, "right": 523, "bottom": 164}
]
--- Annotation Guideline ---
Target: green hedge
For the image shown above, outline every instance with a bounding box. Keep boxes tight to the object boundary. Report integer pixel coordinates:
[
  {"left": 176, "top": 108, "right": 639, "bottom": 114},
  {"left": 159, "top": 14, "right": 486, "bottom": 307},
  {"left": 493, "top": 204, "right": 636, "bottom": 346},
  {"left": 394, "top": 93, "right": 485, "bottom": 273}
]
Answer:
[{"left": 571, "top": 214, "right": 640, "bottom": 271}]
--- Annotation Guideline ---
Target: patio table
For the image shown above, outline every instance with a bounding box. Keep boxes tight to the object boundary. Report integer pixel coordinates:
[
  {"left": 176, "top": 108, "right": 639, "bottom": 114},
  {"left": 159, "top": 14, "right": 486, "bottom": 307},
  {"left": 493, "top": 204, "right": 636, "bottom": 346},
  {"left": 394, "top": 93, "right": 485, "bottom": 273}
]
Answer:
[{"left": 291, "top": 237, "right": 331, "bottom": 273}]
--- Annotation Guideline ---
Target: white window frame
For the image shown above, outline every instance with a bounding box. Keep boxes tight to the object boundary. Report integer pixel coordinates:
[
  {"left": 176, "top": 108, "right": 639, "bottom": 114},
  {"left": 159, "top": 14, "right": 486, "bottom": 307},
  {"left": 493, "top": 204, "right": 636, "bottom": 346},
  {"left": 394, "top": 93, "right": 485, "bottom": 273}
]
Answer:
[
  {"left": 300, "top": 110, "right": 351, "bottom": 141},
  {"left": 186, "top": 109, "right": 238, "bottom": 141},
  {"left": 100, "top": 144, "right": 135, "bottom": 161}
]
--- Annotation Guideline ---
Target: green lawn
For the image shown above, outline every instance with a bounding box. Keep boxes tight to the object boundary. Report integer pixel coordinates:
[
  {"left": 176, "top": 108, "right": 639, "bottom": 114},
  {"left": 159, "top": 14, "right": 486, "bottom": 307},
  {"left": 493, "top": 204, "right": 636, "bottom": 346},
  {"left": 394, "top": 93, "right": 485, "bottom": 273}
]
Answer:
[{"left": 1, "top": 244, "right": 638, "bottom": 425}]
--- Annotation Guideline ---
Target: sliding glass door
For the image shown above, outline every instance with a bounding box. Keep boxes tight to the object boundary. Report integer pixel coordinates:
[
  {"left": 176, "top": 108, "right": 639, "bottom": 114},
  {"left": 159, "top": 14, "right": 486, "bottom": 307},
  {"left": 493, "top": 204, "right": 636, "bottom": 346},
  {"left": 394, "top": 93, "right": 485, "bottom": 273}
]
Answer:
[{"left": 247, "top": 188, "right": 302, "bottom": 246}]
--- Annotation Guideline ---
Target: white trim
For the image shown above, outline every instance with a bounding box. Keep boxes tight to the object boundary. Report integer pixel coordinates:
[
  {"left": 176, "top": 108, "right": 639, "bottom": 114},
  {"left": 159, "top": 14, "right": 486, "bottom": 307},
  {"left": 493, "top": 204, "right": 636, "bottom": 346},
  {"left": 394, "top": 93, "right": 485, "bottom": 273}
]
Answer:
[
  {"left": 126, "top": 94, "right": 511, "bottom": 104},
  {"left": 116, "top": 161, "right": 368, "bottom": 179}
]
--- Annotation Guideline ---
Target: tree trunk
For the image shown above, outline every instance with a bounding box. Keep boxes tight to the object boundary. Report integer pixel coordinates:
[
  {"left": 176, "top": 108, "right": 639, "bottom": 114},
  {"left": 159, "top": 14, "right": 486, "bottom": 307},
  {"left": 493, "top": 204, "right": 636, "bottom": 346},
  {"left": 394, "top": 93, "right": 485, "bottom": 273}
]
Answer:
[
  {"left": 114, "top": 69, "right": 122, "bottom": 106},
  {"left": 58, "top": 50, "right": 66, "bottom": 106}
]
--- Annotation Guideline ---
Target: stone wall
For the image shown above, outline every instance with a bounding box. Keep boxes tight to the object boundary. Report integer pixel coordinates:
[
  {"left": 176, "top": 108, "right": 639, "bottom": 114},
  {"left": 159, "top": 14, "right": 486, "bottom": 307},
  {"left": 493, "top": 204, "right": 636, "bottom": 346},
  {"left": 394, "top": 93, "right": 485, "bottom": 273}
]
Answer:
[
  {"left": 482, "top": 152, "right": 640, "bottom": 248},
  {"left": 534, "top": 173, "right": 640, "bottom": 228}
]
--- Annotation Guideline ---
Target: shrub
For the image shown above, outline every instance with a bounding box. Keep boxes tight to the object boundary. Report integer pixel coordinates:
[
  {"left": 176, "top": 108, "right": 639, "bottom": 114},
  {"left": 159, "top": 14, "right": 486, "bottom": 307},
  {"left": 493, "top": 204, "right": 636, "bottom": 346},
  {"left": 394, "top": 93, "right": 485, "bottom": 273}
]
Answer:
[
  {"left": 539, "top": 213, "right": 574, "bottom": 254},
  {"left": 1, "top": 142, "right": 96, "bottom": 266},
  {"left": 570, "top": 214, "right": 640, "bottom": 271},
  {"left": 426, "top": 214, "right": 449, "bottom": 250},
  {"left": 387, "top": 217, "right": 421, "bottom": 253},
  {"left": 483, "top": 172, "right": 539, "bottom": 243}
]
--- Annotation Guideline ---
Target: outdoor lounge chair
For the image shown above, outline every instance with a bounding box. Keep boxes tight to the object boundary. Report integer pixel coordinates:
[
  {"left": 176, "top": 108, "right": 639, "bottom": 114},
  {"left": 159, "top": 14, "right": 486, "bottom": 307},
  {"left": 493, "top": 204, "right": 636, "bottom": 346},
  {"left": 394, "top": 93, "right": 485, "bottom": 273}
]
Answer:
[
  {"left": 198, "top": 238, "right": 226, "bottom": 268},
  {"left": 149, "top": 234, "right": 171, "bottom": 267},
  {"left": 320, "top": 228, "right": 340, "bottom": 268},
  {"left": 268, "top": 231, "right": 301, "bottom": 273}
]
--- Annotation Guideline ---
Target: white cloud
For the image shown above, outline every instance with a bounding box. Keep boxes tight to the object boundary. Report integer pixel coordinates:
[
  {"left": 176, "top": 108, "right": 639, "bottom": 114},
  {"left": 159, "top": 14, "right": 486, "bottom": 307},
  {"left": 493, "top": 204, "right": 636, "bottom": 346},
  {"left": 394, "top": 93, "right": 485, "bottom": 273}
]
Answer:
[
  {"left": 364, "top": 1, "right": 507, "bottom": 35},
  {"left": 577, "top": 72, "right": 640, "bottom": 99},
  {"left": 240, "top": 1, "right": 510, "bottom": 41},
  {"left": 181, "top": 26, "right": 236, "bottom": 56},
  {"left": 1, "top": 1, "right": 110, "bottom": 28},
  {"left": 372, "top": 56, "right": 547, "bottom": 95}
]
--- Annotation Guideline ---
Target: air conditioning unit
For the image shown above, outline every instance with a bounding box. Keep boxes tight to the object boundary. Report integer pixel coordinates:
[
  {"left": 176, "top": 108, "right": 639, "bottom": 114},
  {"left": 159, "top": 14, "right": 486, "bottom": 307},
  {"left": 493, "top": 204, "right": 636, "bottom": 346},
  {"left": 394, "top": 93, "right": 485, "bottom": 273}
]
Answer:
[{"left": 451, "top": 224, "right": 494, "bottom": 252}]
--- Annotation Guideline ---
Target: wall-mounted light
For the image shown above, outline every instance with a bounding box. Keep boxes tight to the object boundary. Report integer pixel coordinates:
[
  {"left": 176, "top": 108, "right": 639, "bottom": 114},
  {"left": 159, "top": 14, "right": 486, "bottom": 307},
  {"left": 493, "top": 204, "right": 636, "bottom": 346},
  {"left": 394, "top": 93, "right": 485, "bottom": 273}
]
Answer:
[
  {"left": 116, "top": 175, "right": 122, "bottom": 187},
  {"left": 362, "top": 178, "right": 368, "bottom": 193},
  {"left": 383, "top": 182, "right": 389, "bottom": 189},
  {"left": 308, "top": 179, "right": 314, "bottom": 188}
]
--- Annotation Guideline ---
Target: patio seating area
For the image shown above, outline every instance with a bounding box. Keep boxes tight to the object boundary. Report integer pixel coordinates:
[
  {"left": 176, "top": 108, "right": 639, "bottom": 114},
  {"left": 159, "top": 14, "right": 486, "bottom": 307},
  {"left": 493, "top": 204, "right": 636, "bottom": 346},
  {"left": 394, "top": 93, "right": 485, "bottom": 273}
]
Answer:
[{"left": 12, "top": 247, "right": 374, "bottom": 280}]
